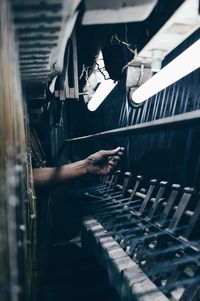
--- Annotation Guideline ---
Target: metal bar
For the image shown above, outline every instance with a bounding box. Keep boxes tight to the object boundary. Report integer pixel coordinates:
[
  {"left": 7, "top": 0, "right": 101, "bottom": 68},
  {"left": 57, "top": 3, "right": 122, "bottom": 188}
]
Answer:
[
  {"left": 167, "top": 187, "right": 195, "bottom": 233},
  {"left": 67, "top": 110, "right": 200, "bottom": 142},
  {"left": 57, "top": 110, "right": 200, "bottom": 156},
  {"left": 156, "top": 184, "right": 181, "bottom": 228},
  {"left": 147, "top": 181, "right": 168, "bottom": 220}
]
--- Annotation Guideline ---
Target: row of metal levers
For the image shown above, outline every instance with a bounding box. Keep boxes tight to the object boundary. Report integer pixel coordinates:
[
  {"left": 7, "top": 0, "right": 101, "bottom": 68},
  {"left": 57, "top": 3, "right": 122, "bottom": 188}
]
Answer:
[{"left": 81, "top": 171, "right": 200, "bottom": 301}]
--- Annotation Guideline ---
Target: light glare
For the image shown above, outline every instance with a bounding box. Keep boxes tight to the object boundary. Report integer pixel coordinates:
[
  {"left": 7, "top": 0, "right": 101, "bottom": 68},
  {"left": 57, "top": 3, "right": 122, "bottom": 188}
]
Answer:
[{"left": 87, "top": 79, "right": 117, "bottom": 111}]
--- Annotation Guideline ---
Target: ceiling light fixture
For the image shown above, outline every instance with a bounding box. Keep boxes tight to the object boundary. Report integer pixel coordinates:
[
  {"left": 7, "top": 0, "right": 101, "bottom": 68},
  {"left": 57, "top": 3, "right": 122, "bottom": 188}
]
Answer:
[
  {"left": 87, "top": 79, "right": 117, "bottom": 111},
  {"left": 135, "top": 0, "right": 200, "bottom": 69},
  {"left": 131, "top": 39, "right": 200, "bottom": 104}
]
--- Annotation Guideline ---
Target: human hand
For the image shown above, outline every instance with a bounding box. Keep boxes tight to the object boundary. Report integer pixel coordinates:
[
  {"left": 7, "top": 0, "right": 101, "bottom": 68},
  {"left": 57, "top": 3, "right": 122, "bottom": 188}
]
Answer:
[{"left": 86, "top": 147, "right": 125, "bottom": 176}]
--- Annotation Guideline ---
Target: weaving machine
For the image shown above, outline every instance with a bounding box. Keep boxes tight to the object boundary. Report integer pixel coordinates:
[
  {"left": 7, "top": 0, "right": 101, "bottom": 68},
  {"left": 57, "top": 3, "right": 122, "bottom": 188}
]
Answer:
[
  {"left": 82, "top": 171, "right": 200, "bottom": 300},
  {"left": 1, "top": 1, "right": 200, "bottom": 301}
]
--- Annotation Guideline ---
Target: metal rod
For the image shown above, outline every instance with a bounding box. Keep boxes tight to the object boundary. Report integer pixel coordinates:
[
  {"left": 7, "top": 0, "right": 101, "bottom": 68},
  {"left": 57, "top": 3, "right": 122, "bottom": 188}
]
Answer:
[{"left": 58, "top": 110, "right": 200, "bottom": 156}]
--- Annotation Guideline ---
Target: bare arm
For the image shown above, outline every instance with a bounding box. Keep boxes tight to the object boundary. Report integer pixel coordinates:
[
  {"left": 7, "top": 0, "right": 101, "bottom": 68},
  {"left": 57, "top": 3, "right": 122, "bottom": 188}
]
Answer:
[
  {"left": 33, "top": 159, "right": 88, "bottom": 186},
  {"left": 33, "top": 147, "right": 124, "bottom": 187}
]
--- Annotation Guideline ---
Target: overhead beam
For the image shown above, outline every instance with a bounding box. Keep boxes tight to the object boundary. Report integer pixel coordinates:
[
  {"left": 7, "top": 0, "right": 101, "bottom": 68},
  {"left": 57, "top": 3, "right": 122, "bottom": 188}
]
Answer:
[{"left": 82, "top": 0, "right": 158, "bottom": 24}]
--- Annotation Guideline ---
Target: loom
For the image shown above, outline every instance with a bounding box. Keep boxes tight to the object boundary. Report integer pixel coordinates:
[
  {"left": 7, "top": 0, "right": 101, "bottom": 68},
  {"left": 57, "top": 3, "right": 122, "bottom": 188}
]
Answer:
[{"left": 0, "top": 1, "right": 200, "bottom": 301}]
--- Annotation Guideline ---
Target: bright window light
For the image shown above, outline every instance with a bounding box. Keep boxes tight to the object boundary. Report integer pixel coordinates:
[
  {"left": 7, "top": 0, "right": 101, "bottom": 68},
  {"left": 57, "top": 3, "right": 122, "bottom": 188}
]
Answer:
[
  {"left": 131, "top": 39, "right": 200, "bottom": 104},
  {"left": 87, "top": 79, "right": 117, "bottom": 111}
]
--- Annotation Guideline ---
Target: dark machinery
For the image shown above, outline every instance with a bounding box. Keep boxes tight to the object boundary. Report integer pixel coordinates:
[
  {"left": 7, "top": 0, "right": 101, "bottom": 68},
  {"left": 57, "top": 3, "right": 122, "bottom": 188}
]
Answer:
[
  {"left": 82, "top": 171, "right": 200, "bottom": 300},
  {"left": 1, "top": 1, "right": 200, "bottom": 301}
]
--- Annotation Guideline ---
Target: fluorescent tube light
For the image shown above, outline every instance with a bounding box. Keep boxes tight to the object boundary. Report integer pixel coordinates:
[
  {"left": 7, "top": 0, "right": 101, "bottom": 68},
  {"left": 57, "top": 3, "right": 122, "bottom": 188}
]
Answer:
[
  {"left": 131, "top": 39, "right": 200, "bottom": 104},
  {"left": 135, "top": 0, "right": 200, "bottom": 67},
  {"left": 87, "top": 79, "right": 117, "bottom": 111}
]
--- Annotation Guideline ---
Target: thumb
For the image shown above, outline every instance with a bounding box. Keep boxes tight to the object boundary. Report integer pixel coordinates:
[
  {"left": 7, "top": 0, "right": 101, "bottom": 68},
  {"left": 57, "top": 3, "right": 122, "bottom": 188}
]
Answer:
[{"left": 101, "top": 147, "right": 121, "bottom": 157}]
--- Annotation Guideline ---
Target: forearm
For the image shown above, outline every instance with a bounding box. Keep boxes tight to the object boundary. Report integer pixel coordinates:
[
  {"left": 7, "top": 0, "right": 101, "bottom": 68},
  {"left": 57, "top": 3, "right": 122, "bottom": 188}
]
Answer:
[
  {"left": 33, "top": 159, "right": 88, "bottom": 187},
  {"left": 33, "top": 147, "right": 124, "bottom": 187}
]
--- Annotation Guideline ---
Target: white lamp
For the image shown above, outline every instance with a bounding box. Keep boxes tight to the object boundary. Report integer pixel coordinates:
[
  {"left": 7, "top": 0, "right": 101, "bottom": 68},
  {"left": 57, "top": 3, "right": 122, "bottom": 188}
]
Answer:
[
  {"left": 87, "top": 79, "right": 117, "bottom": 111},
  {"left": 131, "top": 39, "right": 200, "bottom": 104}
]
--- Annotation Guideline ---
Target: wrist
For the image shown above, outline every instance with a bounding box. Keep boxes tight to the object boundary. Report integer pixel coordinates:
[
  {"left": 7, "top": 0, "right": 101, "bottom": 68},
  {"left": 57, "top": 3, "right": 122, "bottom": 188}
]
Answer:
[
  {"left": 61, "top": 159, "right": 89, "bottom": 179},
  {"left": 83, "top": 157, "right": 94, "bottom": 175},
  {"left": 80, "top": 159, "right": 90, "bottom": 175}
]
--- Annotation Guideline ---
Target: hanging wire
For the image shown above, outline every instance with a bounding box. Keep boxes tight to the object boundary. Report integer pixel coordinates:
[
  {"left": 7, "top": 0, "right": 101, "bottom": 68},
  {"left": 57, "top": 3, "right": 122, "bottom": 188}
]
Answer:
[
  {"left": 111, "top": 32, "right": 136, "bottom": 55},
  {"left": 95, "top": 60, "right": 109, "bottom": 80},
  {"left": 79, "top": 64, "right": 93, "bottom": 80}
]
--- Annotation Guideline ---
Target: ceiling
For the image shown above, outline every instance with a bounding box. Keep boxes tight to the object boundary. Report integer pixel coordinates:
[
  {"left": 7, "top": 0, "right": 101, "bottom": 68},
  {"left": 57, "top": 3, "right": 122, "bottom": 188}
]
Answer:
[
  {"left": 13, "top": 0, "right": 81, "bottom": 83},
  {"left": 82, "top": 0, "right": 158, "bottom": 24},
  {"left": 13, "top": 0, "right": 158, "bottom": 85},
  {"left": 12, "top": 0, "right": 189, "bottom": 114}
]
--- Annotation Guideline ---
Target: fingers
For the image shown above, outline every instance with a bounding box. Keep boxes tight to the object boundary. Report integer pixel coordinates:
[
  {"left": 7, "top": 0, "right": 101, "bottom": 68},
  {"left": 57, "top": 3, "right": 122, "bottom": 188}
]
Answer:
[
  {"left": 108, "top": 155, "right": 120, "bottom": 161},
  {"left": 108, "top": 160, "right": 118, "bottom": 174},
  {"left": 118, "top": 151, "right": 125, "bottom": 156},
  {"left": 108, "top": 155, "right": 121, "bottom": 172},
  {"left": 108, "top": 154, "right": 123, "bottom": 162},
  {"left": 107, "top": 147, "right": 125, "bottom": 171},
  {"left": 108, "top": 159, "right": 118, "bottom": 167},
  {"left": 108, "top": 152, "right": 123, "bottom": 173},
  {"left": 101, "top": 146, "right": 125, "bottom": 157}
]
